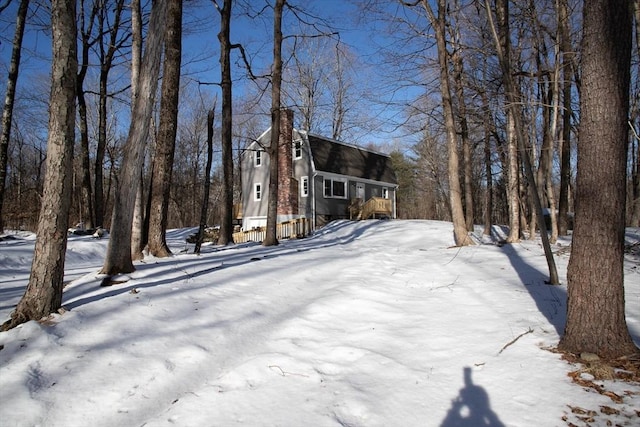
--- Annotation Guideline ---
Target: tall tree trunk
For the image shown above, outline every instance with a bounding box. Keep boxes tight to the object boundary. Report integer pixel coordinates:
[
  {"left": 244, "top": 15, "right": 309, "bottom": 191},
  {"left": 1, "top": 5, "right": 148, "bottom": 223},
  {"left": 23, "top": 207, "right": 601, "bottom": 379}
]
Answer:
[
  {"left": 101, "top": 0, "right": 167, "bottom": 275},
  {"left": 481, "top": 90, "right": 493, "bottom": 236},
  {"left": 451, "top": 31, "right": 474, "bottom": 232},
  {"left": 76, "top": 0, "right": 97, "bottom": 230},
  {"left": 416, "top": 0, "right": 472, "bottom": 246},
  {"left": 557, "top": 0, "right": 574, "bottom": 236},
  {"left": 559, "top": 0, "right": 638, "bottom": 359},
  {"left": 216, "top": 0, "right": 234, "bottom": 246},
  {"left": 94, "top": 0, "right": 125, "bottom": 228},
  {"left": 263, "top": 0, "right": 285, "bottom": 247},
  {"left": 506, "top": 113, "right": 520, "bottom": 242},
  {"left": 487, "top": 0, "right": 559, "bottom": 284},
  {"left": 629, "top": 0, "right": 640, "bottom": 226},
  {"left": 0, "top": 0, "right": 29, "bottom": 233},
  {"left": 195, "top": 108, "right": 215, "bottom": 255},
  {"left": 2, "top": 0, "right": 77, "bottom": 330},
  {"left": 130, "top": 0, "right": 145, "bottom": 260},
  {"left": 148, "top": 0, "right": 182, "bottom": 257}
]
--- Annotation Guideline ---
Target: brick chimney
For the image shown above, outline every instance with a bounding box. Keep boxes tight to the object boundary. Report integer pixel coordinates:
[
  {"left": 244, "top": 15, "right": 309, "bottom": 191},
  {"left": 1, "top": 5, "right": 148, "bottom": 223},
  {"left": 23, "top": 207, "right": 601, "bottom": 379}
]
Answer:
[{"left": 277, "top": 109, "right": 298, "bottom": 216}]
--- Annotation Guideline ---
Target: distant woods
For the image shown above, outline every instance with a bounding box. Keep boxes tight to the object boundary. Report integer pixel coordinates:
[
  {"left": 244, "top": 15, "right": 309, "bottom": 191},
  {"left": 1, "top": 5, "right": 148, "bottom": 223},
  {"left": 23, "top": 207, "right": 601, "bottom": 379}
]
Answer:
[{"left": 0, "top": 0, "right": 638, "bottom": 240}]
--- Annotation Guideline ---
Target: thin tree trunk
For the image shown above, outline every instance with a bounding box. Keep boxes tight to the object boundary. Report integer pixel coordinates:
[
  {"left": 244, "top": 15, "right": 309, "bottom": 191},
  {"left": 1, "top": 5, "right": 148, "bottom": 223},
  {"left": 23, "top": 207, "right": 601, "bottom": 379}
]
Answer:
[
  {"left": 451, "top": 33, "right": 474, "bottom": 232},
  {"left": 2, "top": 0, "right": 77, "bottom": 330},
  {"left": 481, "top": 90, "right": 493, "bottom": 236},
  {"left": 559, "top": 0, "right": 638, "bottom": 359},
  {"left": 101, "top": 0, "right": 167, "bottom": 275},
  {"left": 94, "top": 0, "right": 125, "bottom": 229},
  {"left": 263, "top": 0, "right": 285, "bottom": 247},
  {"left": 506, "top": 113, "right": 520, "bottom": 242},
  {"left": 76, "top": 0, "right": 97, "bottom": 230},
  {"left": 0, "top": 0, "right": 29, "bottom": 233},
  {"left": 557, "top": 0, "right": 573, "bottom": 235},
  {"left": 417, "top": 0, "right": 472, "bottom": 246},
  {"left": 195, "top": 108, "right": 215, "bottom": 255},
  {"left": 486, "top": 0, "right": 559, "bottom": 284},
  {"left": 130, "top": 0, "right": 145, "bottom": 260},
  {"left": 148, "top": 0, "right": 182, "bottom": 257},
  {"left": 216, "top": 0, "right": 234, "bottom": 246}
]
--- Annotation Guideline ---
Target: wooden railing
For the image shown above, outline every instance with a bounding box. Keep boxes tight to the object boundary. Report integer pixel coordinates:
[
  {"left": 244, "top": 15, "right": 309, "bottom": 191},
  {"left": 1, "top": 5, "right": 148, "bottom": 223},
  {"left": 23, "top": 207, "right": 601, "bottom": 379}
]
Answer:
[
  {"left": 232, "top": 218, "right": 310, "bottom": 244},
  {"left": 360, "top": 197, "right": 392, "bottom": 220}
]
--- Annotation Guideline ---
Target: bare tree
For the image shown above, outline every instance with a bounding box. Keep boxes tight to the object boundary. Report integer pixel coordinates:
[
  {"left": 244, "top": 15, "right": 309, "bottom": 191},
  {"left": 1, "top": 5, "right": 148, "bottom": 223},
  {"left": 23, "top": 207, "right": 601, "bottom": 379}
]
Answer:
[
  {"left": 263, "top": 0, "right": 285, "bottom": 247},
  {"left": 147, "top": 0, "right": 182, "bottom": 257},
  {"left": 75, "top": 0, "right": 99, "bottom": 230},
  {"left": 194, "top": 108, "right": 215, "bottom": 255},
  {"left": 559, "top": 0, "right": 638, "bottom": 359},
  {"left": 101, "top": 0, "right": 167, "bottom": 275},
  {"left": 557, "top": 0, "right": 575, "bottom": 235},
  {"left": 94, "top": 0, "right": 127, "bottom": 228},
  {"left": 485, "top": 0, "right": 559, "bottom": 284},
  {"left": 214, "top": 0, "right": 234, "bottom": 246},
  {"left": 130, "top": 0, "right": 145, "bottom": 260},
  {"left": 401, "top": 0, "right": 472, "bottom": 246},
  {"left": 2, "top": 0, "right": 77, "bottom": 330},
  {"left": 0, "top": 0, "right": 29, "bottom": 233}
]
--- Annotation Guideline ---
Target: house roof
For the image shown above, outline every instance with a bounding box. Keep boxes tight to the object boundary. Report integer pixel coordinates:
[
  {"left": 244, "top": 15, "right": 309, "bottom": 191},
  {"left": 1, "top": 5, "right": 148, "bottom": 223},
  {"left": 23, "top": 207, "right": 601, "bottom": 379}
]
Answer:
[{"left": 307, "top": 134, "right": 398, "bottom": 185}]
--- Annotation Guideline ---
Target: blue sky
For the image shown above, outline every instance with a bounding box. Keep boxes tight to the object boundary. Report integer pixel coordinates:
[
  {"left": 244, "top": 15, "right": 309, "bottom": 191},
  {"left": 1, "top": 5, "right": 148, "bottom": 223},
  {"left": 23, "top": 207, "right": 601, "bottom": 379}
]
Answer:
[{"left": 0, "top": 1, "right": 420, "bottom": 149}]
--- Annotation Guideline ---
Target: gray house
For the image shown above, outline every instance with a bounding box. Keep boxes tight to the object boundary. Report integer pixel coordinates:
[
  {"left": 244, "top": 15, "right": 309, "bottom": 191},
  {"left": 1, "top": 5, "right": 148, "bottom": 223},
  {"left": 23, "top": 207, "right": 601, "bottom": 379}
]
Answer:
[{"left": 239, "top": 110, "right": 398, "bottom": 231}]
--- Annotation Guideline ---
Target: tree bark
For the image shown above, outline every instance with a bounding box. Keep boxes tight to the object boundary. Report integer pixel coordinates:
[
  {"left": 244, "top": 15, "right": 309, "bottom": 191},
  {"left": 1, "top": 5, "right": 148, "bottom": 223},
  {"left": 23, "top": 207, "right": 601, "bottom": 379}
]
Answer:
[
  {"left": 0, "top": 0, "right": 29, "bottom": 233},
  {"left": 148, "top": 0, "right": 182, "bottom": 257},
  {"left": 557, "top": 0, "right": 574, "bottom": 236},
  {"left": 2, "top": 0, "right": 77, "bottom": 330},
  {"left": 101, "top": 0, "right": 167, "bottom": 275},
  {"left": 451, "top": 30, "right": 474, "bottom": 232},
  {"left": 487, "top": 0, "right": 559, "bottom": 284},
  {"left": 76, "top": 0, "right": 99, "bottom": 230},
  {"left": 94, "top": 0, "right": 125, "bottom": 228},
  {"left": 416, "top": 0, "right": 472, "bottom": 246},
  {"left": 194, "top": 109, "right": 215, "bottom": 255},
  {"left": 130, "top": 0, "right": 145, "bottom": 261},
  {"left": 216, "top": 0, "right": 234, "bottom": 246},
  {"left": 263, "top": 0, "right": 285, "bottom": 247},
  {"left": 559, "top": 0, "right": 638, "bottom": 359}
]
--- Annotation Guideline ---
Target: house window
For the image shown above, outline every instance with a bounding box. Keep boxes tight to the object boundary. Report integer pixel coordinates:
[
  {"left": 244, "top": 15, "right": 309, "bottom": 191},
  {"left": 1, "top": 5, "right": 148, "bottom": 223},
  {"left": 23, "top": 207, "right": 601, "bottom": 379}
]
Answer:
[
  {"left": 254, "top": 183, "right": 262, "bottom": 201},
  {"left": 382, "top": 187, "right": 389, "bottom": 199},
  {"left": 254, "top": 150, "right": 262, "bottom": 167},
  {"left": 323, "top": 178, "right": 347, "bottom": 199},
  {"left": 294, "top": 140, "right": 302, "bottom": 159},
  {"left": 301, "top": 176, "right": 309, "bottom": 197}
]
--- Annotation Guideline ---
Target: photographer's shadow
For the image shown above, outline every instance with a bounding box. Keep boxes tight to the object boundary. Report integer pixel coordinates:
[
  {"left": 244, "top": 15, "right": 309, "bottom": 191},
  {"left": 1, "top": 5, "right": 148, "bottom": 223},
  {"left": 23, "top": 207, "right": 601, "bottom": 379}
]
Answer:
[{"left": 440, "top": 367, "right": 505, "bottom": 427}]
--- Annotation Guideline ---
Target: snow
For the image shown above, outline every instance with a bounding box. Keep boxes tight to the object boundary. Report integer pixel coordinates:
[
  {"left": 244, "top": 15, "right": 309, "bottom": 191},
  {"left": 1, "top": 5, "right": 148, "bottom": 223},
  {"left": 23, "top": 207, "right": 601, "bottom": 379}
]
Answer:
[{"left": 0, "top": 219, "right": 638, "bottom": 427}]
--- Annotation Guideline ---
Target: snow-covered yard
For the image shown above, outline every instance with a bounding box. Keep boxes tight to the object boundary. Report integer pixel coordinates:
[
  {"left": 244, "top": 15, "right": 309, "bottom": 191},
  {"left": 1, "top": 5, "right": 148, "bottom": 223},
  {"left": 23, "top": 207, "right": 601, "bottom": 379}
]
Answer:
[{"left": 0, "top": 219, "right": 638, "bottom": 426}]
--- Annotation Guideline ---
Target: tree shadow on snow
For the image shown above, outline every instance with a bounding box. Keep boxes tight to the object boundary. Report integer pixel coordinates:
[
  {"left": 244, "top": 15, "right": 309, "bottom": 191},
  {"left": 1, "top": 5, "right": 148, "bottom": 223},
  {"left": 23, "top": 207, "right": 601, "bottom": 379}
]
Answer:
[
  {"left": 497, "top": 240, "right": 567, "bottom": 337},
  {"left": 440, "top": 367, "right": 505, "bottom": 427}
]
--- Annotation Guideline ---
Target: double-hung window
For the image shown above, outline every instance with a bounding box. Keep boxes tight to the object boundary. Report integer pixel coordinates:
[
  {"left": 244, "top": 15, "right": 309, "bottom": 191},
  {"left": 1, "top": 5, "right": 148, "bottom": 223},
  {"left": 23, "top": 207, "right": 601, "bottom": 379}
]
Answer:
[
  {"left": 294, "top": 140, "right": 302, "bottom": 159},
  {"left": 254, "top": 183, "right": 262, "bottom": 201},
  {"left": 301, "top": 176, "right": 309, "bottom": 197},
  {"left": 323, "top": 178, "right": 347, "bottom": 199},
  {"left": 254, "top": 150, "right": 262, "bottom": 167}
]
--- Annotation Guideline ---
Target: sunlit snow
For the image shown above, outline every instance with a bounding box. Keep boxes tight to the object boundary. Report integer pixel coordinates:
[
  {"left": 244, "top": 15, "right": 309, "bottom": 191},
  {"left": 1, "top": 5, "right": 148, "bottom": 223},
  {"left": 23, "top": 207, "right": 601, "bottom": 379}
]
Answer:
[{"left": 1, "top": 219, "right": 638, "bottom": 426}]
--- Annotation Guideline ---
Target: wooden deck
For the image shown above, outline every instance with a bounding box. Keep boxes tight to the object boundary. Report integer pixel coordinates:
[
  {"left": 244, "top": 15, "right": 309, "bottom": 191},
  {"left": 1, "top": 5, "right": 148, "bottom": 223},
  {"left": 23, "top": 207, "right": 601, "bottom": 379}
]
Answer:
[{"left": 350, "top": 197, "right": 392, "bottom": 220}]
